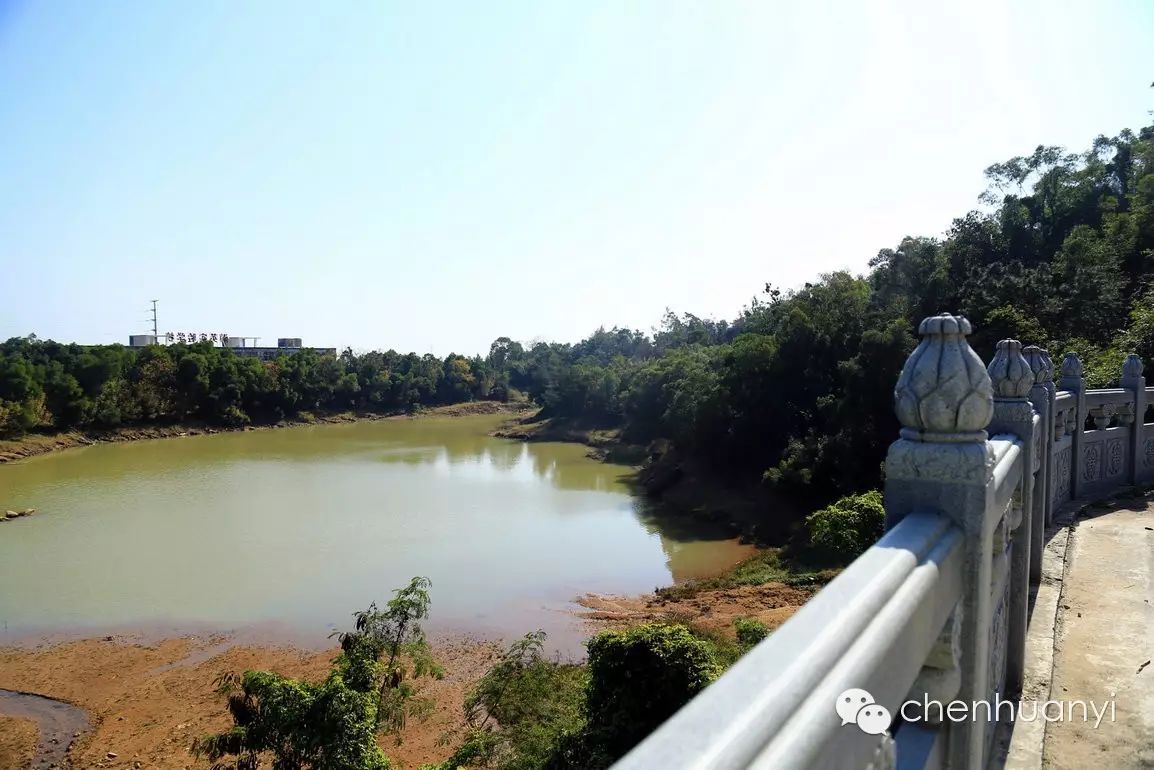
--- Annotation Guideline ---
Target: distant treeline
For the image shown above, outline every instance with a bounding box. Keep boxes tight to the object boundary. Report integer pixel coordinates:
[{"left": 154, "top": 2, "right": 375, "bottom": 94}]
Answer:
[
  {"left": 4, "top": 122, "right": 1154, "bottom": 515},
  {"left": 0, "top": 339, "right": 513, "bottom": 434}
]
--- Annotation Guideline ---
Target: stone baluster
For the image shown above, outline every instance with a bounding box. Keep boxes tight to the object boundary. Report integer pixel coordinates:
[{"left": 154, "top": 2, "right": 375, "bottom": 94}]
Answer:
[
  {"left": 987, "top": 339, "right": 1036, "bottom": 700},
  {"left": 1120, "top": 354, "right": 1145, "bottom": 484},
  {"left": 1059, "top": 353, "right": 1086, "bottom": 499},
  {"left": 884, "top": 314, "right": 994, "bottom": 770},
  {"left": 1023, "top": 346, "right": 1053, "bottom": 572},
  {"left": 1089, "top": 404, "right": 1114, "bottom": 430},
  {"left": 1042, "top": 348, "right": 1057, "bottom": 507}
]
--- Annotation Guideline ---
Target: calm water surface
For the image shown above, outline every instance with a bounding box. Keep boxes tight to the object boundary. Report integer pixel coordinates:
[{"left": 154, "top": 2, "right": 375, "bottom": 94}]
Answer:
[{"left": 0, "top": 415, "right": 752, "bottom": 646}]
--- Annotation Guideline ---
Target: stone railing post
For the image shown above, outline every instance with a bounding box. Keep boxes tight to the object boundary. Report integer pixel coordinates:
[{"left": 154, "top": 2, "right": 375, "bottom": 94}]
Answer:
[
  {"left": 1023, "top": 346, "right": 1054, "bottom": 578},
  {"left": 884, "top": 314, "right": 994, "bottom": 770},
  {"left": 1120, "top": 354, "right": 1145, "bottom": 485},
  {"left": 987, "top": 339, "right": 1036, "bottom": 699},
  {"left": 1058, "top": 353, "right": 1086, "bottom": 500}
]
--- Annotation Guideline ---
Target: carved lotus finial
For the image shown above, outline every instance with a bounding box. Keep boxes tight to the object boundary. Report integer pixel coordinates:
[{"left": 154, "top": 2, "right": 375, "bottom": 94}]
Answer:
[
  {"left": 1058, "top": 352, "right": 1084, "bottom": 389},
  {"left": 988, "top": 339, "right": 1033, "bottom": 398},
  {"left": 1023, "top": 345, "right": 1052, "bottom": 385},
  {"left": 1060, "top": 352, "right": 1083, "bottom": 379},
  {"left": 1122, "top": 353, "right": 1144, "bottom": 383},
  {"left": 894, "top": 314, "right": 993, "bottom": 441}
]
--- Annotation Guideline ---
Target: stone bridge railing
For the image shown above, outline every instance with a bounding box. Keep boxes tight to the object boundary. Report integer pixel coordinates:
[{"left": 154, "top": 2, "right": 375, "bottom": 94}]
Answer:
[{"left": 613, "top": 313, "right": 1148, "bottom": 770}]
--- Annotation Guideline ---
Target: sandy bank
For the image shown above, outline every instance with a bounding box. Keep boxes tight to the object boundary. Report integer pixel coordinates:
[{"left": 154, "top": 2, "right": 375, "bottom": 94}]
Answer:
[{"left": 0, "top": 714, "right": 37, "bottom": 770}]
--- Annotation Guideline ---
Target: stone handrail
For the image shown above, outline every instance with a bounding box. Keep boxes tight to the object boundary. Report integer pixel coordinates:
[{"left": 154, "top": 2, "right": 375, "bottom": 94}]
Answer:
[
  {"left": 1083, "top": 388, "right": 1131, "bottom": 403},
  {"left": 614, "top": 315, "right": 1147, "bottom": 770},
  {"left": 612, "top": 509, "right": 965, "bottom": 769}
]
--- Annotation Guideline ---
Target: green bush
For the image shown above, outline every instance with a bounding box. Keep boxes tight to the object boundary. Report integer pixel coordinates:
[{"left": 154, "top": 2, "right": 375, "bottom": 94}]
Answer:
[
  {"left": 431, "top": 631, "right": 588, "bottom": 770},
  {"left": 578, "top": 623, "right": 721, "bottom": 761},
  {"left": 733, "top": 617, "right": 769, "bottom": 649},
  {"left": 804, "top": 490, "right": 885, "bottom": 562},
  {"left": 195, "top": 577, "right": 442, "bottom": 770}
]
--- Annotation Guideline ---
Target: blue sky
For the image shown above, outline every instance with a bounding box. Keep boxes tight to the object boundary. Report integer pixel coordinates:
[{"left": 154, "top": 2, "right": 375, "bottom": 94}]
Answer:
[{"left": 1, "top": 1, "right": 1152, "bottom": 355}]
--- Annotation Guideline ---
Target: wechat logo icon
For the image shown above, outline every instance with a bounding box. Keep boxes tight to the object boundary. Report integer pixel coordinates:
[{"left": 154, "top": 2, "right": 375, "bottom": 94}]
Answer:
[{"left": 835, "top": 688, "right": 891, "bottom": 735}]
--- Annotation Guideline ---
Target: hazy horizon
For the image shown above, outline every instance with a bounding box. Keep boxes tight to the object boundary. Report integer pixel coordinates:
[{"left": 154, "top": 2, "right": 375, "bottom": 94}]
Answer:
[{"left": 2, "top": 1, "right": 1152, "bottom": 355}]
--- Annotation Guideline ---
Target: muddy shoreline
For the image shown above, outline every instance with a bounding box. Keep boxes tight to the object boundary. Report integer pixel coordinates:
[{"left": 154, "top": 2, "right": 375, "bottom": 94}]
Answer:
[
  {"left": 0, "top": 574, "right": 813, "bottom": 770},
  {"left": 0, "top": 634, "right": 505, "bottom": 770},
  {"left": 0, "top": 566, "right": 813, "bottom": 769},
  {"left": 0, "top": 689, "right": 89, "bottom": 770},
  {"left": 0, "top": 401, "right": 534, "bottom": 466}
]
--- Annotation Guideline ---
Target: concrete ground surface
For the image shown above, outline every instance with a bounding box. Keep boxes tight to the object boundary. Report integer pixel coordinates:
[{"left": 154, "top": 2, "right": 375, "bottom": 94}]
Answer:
[
  {"left": 999, "top": 508, "right": 1073, "bottom": 770},
  {"left": 1043, "top": 503, "right": 1154, "bottom": 769}
]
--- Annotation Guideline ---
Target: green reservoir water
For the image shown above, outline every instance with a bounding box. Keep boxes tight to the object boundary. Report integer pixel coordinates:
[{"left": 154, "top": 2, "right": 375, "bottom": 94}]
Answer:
[{"left": 0, "top": 415, "right": 753, "bottom": 646}]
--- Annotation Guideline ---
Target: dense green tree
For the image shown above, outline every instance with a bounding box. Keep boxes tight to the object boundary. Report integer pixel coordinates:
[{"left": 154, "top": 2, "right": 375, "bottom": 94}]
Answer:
[{"left": 572, "top": 624, "right": 721, "bottom": 764}]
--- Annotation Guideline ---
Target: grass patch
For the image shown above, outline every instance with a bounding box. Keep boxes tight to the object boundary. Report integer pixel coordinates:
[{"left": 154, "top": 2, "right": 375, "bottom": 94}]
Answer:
[{"left": 655, "top": 549, "right": 838, "bottom": 601}]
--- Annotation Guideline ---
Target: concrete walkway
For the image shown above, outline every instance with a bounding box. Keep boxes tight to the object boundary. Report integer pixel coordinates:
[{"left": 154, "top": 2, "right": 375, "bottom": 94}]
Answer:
[{"left": 1043, "top": 503, "right": 1154, "bottom": 769}]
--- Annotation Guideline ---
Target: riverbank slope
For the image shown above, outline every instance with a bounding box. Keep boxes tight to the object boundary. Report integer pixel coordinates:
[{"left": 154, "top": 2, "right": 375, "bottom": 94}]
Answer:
[{"left": 0, "top": 401, "right": 534, "bottom": 465}]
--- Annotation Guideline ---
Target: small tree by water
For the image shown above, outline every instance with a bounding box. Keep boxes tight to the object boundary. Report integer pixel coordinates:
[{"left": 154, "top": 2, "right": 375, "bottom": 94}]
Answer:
[
  {"left": 193, "top": 576, "right": 443, "bottom": 770},
  {"left": 804, "top": 490, "right": 885, "bottom": 562},
  {"left": 429, "top": 623, "right": 723, "bottom": 770},
  {"left": 426, "top": 631, "right": 588, "bottom": 770}
]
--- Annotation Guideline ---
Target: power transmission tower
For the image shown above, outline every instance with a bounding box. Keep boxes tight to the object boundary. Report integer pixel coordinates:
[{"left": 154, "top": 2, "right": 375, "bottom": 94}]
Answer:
[{"left": 149, "top": 300, "right": 159, "bottom": 337}]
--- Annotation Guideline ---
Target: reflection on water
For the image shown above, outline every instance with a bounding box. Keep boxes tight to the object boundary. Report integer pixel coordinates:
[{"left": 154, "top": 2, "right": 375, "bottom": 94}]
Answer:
[
  {"left": 0, "top": 414, "right": 754, "bottom": 646},
  {"left": 631, "top": 498, "right": 757, "bottom": 583}
]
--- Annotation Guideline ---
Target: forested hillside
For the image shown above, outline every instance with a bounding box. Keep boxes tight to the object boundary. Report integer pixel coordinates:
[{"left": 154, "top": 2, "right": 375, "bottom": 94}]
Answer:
[
  {"left": 3, "top": 122, "right": 1153, "bottom": 516},
  {"left": 498, "top": 122, "right": 1154, "bottom": 507}
]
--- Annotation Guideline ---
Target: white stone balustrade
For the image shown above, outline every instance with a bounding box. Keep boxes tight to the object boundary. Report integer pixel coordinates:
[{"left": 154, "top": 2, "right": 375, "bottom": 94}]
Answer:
[{"left": 614, "top": 314, "right": 1145, "bottom": 770}]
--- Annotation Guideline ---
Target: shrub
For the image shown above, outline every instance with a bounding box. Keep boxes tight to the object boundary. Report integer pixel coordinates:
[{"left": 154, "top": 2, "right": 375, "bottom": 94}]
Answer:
[
  {"left": 194, "top": 577, "right": 442, "bottom": 770},
  {"left": 431, "top": 631, "right": 588, "bottom": 770},
  {"left": 579, "top": 623, "right": 721, "bottom": 761},
  {"left": 733, "top": 617, "right": 769, "bottom": 649},
  {"left": 804, "top": 490, "right": 885, "bottom": 562}
]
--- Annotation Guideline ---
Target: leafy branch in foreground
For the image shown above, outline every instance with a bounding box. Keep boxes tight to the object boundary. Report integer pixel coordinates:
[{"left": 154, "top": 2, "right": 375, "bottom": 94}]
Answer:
[{"left": 193, "top": 576, "right": 443, "bottom": 770}]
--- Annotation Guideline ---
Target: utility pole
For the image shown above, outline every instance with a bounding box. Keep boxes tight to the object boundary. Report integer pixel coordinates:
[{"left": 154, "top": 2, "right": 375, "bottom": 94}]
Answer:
[{"left": 149, "top": 300, "right": 159, "bottom": 337}]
